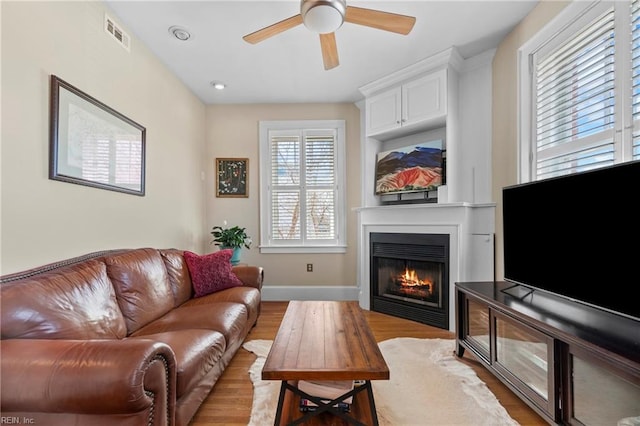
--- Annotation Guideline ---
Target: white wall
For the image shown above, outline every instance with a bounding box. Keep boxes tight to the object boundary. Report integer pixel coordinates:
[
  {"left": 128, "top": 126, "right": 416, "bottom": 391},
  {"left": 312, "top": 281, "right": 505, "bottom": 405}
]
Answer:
[{"left": 1, "top": 1, "right": 207, "bottom": 274}]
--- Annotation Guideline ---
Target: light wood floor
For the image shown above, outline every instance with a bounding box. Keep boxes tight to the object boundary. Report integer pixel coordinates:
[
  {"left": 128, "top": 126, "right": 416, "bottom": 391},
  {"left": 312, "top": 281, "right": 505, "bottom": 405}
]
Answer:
[{"left": 189, "top": 301, "right": 548, "bottom": 425}]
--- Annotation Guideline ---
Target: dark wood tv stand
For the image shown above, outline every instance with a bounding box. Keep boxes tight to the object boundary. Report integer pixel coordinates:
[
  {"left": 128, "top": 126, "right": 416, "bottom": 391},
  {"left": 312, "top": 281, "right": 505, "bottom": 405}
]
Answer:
[{"left": 455, "top": 281, "right": 640, "bottom": 425}]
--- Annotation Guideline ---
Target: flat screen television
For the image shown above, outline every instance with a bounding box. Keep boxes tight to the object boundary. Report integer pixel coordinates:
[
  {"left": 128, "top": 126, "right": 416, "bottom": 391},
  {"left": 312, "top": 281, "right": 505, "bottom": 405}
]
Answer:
[{"left": 502, "top": 160, "right": 640, "bottom": 322}]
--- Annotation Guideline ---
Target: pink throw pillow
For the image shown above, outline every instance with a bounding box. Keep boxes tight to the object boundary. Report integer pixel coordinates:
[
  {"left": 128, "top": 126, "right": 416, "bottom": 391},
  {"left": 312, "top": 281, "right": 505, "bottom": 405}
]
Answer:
[{"left": 183, "top": 250, "right": 244, "bottom": 297}]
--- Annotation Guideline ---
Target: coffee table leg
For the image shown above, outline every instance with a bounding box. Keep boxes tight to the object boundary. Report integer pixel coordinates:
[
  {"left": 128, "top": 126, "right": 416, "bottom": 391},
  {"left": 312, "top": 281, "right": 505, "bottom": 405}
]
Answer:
[
  {"left": 271, "top": 380, "right": 380, "bottom": 426},
  {"left": 364, "top": 381, "right": 379, "bottom": 426},
  {"left": 273, "top": 381, "right": 288, "bottom": 426}
]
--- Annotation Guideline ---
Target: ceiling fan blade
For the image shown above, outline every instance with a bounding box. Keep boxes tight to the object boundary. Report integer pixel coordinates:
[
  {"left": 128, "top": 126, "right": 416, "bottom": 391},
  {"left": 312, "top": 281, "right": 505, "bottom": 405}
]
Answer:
[
  {"left": 243, "top": 14, "right": 303, "bottom": 44},
  {"left": 320, "top": 33, "right": 339, "bottom": 70},
  {"left": 345, "top": 6, "right": 416, "bottom": 35}
]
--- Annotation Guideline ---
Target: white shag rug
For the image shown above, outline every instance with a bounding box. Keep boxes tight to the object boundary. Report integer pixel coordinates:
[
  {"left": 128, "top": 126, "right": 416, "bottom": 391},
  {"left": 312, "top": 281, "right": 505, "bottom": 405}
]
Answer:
[{"left": 243, "top": 338, "right": 519, "bottom": 426}]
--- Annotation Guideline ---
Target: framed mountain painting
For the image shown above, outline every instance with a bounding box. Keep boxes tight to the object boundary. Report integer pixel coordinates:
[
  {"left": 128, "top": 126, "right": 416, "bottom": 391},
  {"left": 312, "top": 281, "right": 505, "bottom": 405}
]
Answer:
[{"left": 375, "top": 140, "right": 443, "bottom": 196}]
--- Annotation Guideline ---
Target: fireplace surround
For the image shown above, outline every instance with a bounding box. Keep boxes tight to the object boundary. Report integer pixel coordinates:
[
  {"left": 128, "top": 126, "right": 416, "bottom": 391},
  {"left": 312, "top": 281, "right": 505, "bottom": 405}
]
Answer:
[
  {"left": 370, "top": 232, "right": 450, "bottom": 329},
  {"left": 357, "top": 203, "right": 495, "bottom": 332}
]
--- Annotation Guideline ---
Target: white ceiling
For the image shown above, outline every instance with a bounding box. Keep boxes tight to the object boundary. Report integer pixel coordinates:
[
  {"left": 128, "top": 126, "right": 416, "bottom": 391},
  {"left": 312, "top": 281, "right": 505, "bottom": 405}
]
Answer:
[{"left": 104, "top": 0, "right": 538, "bottom": 105}]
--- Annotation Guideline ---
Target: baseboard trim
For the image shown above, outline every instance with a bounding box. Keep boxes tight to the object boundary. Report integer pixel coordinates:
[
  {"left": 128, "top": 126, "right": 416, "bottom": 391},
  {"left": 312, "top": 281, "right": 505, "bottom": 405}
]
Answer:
[{"left": 261, "top": 285, "right": 360, "bottom": 301}]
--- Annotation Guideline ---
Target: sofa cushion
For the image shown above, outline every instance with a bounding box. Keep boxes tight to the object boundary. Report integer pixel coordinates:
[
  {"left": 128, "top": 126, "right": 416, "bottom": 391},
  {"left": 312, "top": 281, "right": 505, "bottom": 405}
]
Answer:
[
  {"left": 181, "top": 286, "right": 261, "bottom": 331},
  {"left": 105, "top": 248, "right": 174, "bottom": 334},
  {"left": 183, "top": 250, "right": 243, "bottom": 298},
  {"left": 160, "top": 249, "right": 194, "bottom": 307},
  {"left": 132, "top": 302, "right": 248, "bottom": 350},
  {"left": 129, "top": 330, "right": 226, "bottom": 398},
  {"left": 0, "top": 260, "right": 127, "bottom": 339}
]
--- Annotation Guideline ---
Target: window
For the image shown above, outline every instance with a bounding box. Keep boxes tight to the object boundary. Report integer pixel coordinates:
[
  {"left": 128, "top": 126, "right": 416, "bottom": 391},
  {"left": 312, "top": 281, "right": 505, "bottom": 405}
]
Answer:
[
  {"left": 519, "top": 1, "right": 640, "bottom": 182},
  {"left": 259, "top": 120, "right": 346, "bottom": 253},
  {"left": 632, "top": 0, "right": 640, "bottom": 156}
]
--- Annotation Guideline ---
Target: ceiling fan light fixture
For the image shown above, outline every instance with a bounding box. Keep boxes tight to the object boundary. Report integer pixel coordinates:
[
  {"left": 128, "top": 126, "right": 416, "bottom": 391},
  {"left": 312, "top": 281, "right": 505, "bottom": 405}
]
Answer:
[
  {"left": 243, "top": 0, "right": 416, "bottom": 70},
  {"left": 301, "top": 0, "right": 346, "bottom": 34}
]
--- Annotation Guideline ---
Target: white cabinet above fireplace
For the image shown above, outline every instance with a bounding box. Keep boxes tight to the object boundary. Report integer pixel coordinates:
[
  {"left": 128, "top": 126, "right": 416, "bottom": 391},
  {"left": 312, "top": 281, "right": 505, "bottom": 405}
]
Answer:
[
  {"left": 358, "top": 46, "right": 495, "bottom": 206},
  {"left": 365, "top": 70, "right": 447, "bottom": 139}
]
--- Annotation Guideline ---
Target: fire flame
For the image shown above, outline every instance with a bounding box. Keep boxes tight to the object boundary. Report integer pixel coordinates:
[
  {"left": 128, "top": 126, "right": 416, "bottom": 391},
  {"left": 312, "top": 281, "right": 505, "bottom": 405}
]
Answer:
[{"left": 398, "top": 267, "right": 432, "bottom": 288}]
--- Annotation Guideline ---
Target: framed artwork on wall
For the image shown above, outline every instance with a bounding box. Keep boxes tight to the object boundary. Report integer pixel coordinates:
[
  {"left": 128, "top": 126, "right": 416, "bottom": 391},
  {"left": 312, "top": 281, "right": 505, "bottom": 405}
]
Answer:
[
  {"left": 216, "top": 158, "right": 248, "bottom": 198},
  {"left": 49, "top": 75, "right": 146, "bottom": 196}
]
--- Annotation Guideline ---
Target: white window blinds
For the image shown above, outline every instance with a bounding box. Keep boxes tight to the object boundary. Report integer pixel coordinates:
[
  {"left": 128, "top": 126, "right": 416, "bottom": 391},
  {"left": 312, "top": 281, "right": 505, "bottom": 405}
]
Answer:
[
  {"left": 632, "top": 0, "right": 640, "bottom": 159},
  {"left": 534, "top": 7, "right": 616, "bottom": 179},
  {"left": 270, "top": 134, "right": 301, "bottom": 240},
  {"left": 523, "top": 1, "right": 640, "bottom": 182},
  {"left": 305, "top": 135, "right": 336, "bottom": 240},
  {"left": 259, "top": 120, "right": 345, "bottom": 253}
]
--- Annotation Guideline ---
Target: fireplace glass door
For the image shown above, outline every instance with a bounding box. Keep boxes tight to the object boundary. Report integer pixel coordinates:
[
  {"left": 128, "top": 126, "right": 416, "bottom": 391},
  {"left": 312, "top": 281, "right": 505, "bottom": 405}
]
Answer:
[
  {"left": 370, "top": 232, "right": 449, "bottom": 329},
  {"left": 375, "top": 258, "right": 442, "bottom": 307}
]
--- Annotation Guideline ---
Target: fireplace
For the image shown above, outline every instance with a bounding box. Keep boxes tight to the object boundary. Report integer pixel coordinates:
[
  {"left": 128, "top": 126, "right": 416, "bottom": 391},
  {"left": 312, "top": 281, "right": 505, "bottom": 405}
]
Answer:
[{"left": 370, "top": 232, "right": 449, "bottom": 329}]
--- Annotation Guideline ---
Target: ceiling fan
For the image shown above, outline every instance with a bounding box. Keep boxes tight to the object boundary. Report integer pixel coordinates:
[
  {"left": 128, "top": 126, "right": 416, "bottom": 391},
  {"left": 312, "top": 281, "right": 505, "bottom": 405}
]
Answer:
[{"left": 242, "top": 0, "right": 416, "bottom": 70}]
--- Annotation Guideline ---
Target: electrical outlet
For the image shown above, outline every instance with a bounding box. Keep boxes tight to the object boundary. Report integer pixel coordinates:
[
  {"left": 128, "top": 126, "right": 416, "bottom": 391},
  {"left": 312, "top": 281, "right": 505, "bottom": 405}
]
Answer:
[{"left": 306, "top": 263, "right": 313, "bottom": 272}]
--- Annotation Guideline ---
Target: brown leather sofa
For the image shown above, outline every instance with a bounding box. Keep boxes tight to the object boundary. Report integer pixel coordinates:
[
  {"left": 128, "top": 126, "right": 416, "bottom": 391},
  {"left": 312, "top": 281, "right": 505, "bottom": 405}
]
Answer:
[{"left": 0, "top": 248, "right": 263, "bottom": 426}]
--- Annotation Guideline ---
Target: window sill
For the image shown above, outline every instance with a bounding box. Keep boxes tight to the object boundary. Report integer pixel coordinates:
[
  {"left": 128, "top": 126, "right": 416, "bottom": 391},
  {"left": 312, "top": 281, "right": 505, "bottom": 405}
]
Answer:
[{"left": 259, "top": 245, "right": 347, "bottom": 254}]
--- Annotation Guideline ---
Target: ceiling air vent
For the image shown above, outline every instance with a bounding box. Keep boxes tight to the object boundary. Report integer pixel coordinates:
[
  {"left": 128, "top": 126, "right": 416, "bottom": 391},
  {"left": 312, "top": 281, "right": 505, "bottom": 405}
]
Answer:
[{"left": 104, "top": 14, "right": 130, "bottom": 52}]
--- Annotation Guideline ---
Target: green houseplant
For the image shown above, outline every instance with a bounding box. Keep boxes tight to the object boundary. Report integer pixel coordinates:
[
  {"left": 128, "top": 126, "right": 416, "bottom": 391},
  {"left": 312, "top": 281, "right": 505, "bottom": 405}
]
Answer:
[{"left": 210, "top": 222, "right": 251, "bottom": 265}]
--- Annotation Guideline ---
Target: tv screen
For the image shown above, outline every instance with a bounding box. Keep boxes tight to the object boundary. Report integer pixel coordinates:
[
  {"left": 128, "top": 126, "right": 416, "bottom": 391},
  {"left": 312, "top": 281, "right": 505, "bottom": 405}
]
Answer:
[
  {"left": 375, "top": 140, "right": 443, "bottom": 196},
  {"left": 503, "top": 160, "right": 640, "bottom": 321}
]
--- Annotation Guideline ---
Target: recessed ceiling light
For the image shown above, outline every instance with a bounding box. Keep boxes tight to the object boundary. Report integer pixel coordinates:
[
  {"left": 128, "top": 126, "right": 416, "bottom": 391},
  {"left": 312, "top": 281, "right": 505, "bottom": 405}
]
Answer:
[
  {"left": 211, "top": 82, "right": 226, "bottom": 90},
  {"left": 169, "top": 26, "right": 191, "bottom": 41}
]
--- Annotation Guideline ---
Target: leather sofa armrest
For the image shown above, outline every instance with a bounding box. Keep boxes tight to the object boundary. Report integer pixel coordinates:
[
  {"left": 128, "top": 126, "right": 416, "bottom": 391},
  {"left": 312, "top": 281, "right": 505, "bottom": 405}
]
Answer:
[
  {"left": 0, "top": 338, "right": 176, "bottom": 419},
  {"left": 232, "top": 265, "right": 263, "bottom": 290}
]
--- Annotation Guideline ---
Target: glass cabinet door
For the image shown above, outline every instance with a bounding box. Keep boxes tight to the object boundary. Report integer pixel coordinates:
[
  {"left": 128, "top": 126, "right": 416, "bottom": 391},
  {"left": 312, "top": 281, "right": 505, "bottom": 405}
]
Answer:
[
  {"left": 494, "top": 312, "right": 556, "bottom": 416},
  {"left": 465, "top": 297, "right": 490, "bottom": 360},
  {"left": 569, "top": 348, "right": 640, "bottom": 426}
]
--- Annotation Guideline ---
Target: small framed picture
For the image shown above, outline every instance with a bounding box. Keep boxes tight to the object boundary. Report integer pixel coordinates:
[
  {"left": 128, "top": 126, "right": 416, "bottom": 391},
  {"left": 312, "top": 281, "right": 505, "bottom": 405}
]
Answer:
[{"left": 216, "top": 158, "right": 248, "bottom": 198}]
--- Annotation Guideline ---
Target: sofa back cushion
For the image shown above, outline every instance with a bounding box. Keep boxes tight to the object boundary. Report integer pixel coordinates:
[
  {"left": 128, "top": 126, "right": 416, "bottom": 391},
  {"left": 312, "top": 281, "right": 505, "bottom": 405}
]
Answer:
[
  {"left": 159, "top": 249, "right": 193, "bottom": 307},
  {"left": 105, "top": 248, "right": 174, "bottom": 334},
  {"left": 0, "top": 260, "right": 127, "bottom": 339}
]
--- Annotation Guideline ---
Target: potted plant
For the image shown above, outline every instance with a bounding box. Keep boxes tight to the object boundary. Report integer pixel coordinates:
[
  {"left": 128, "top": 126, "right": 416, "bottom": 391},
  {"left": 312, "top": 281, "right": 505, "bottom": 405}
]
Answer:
[{"left": 210, "top": 221, "right": 252, "bottom": 265}]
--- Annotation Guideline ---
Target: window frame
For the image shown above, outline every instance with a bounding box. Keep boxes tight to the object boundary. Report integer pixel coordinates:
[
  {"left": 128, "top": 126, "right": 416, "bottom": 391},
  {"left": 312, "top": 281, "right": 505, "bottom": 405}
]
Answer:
[
  {"left": 518, "top": 0, "right": 635, "bottom": 183},
  {"left": 259, "top": 120, "right": 346, "bottom": 254}
]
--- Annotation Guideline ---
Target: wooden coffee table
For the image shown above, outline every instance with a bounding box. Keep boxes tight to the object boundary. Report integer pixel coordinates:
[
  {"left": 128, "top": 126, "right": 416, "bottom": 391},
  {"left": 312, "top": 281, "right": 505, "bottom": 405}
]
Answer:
[{"left": 262, "top": 301, "right": 389, "bottom": 426}]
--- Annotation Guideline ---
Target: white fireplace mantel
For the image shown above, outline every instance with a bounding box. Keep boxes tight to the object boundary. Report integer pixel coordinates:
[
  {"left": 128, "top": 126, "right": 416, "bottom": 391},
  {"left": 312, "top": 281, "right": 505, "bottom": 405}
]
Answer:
[{"left": 356, "top": 202, "right": 495, "bottom": 332}]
